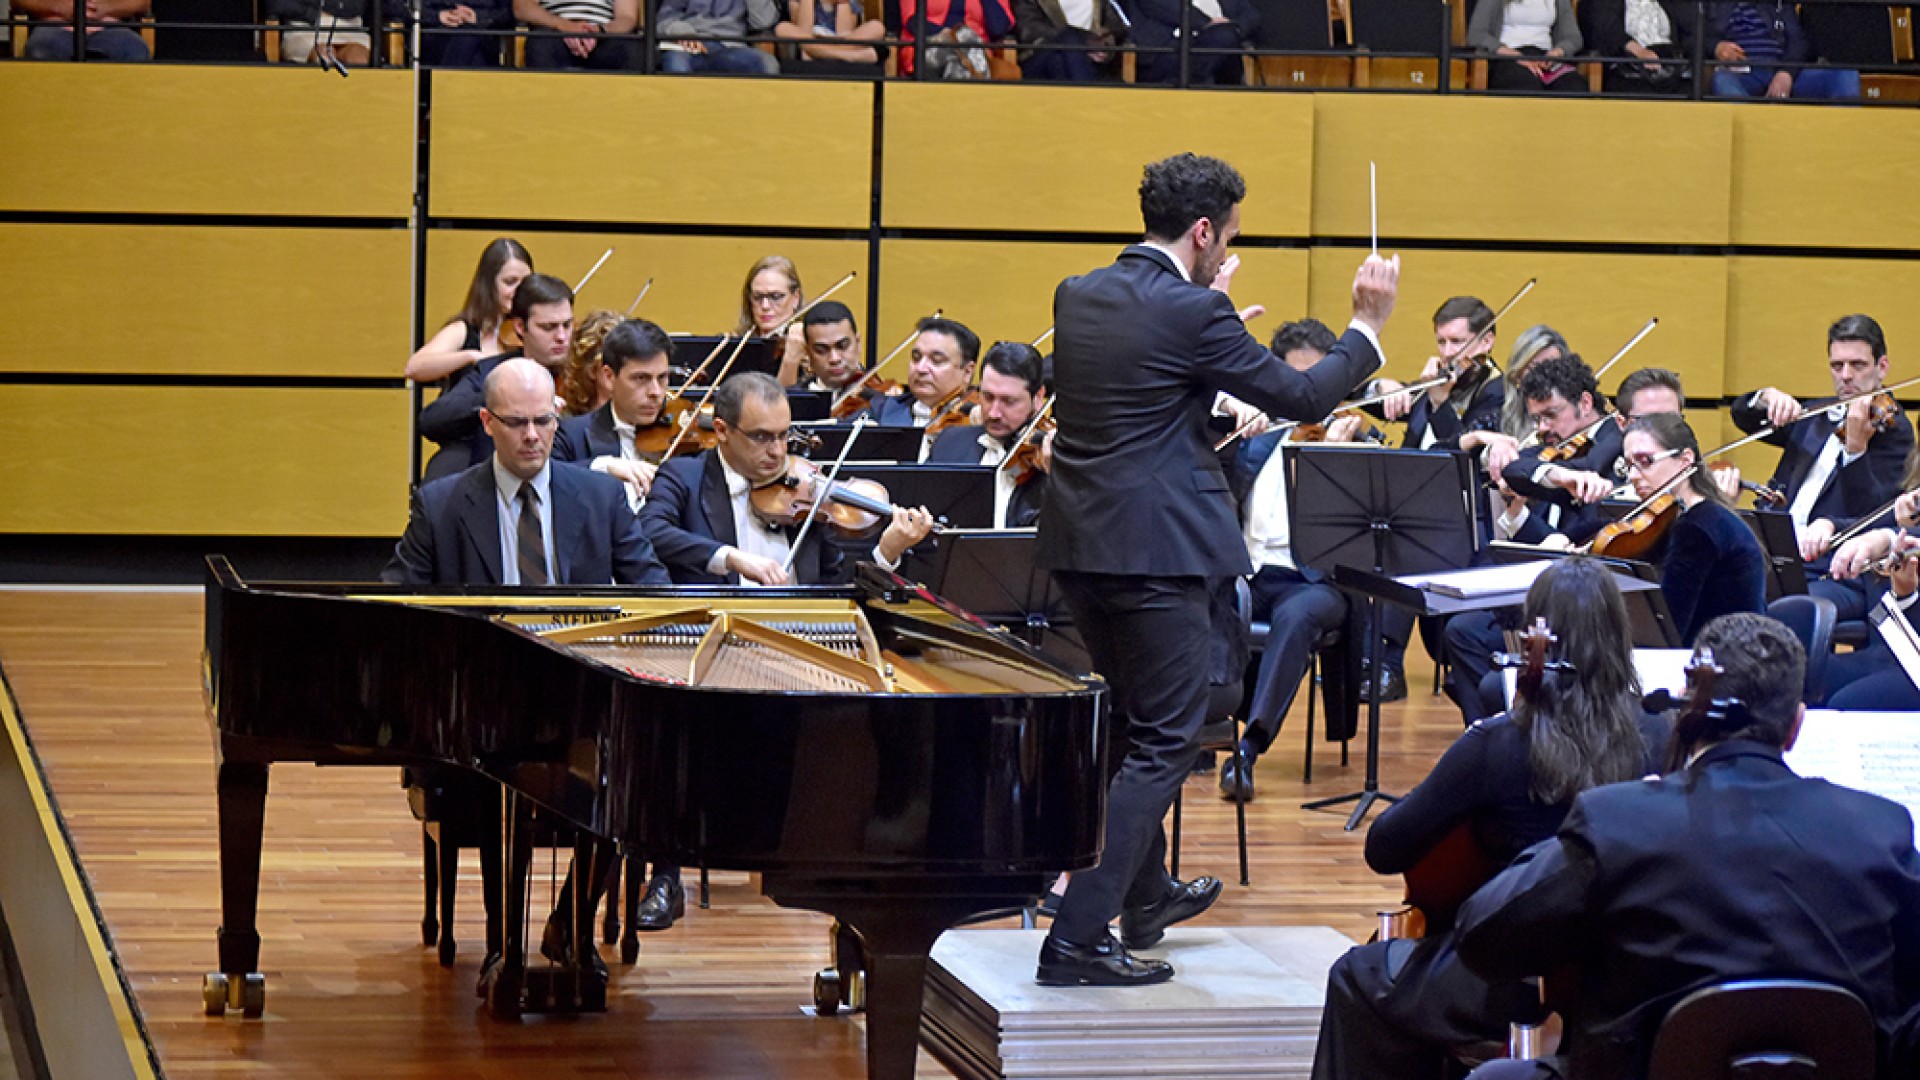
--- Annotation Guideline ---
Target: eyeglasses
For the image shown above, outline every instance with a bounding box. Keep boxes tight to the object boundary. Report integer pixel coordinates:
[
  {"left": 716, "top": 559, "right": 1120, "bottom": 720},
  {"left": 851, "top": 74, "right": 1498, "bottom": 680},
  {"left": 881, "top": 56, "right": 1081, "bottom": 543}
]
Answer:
[
  {"left": 1624, "top": 447, "right": 1685, "bottom": 472},
  {"left": 490, "top": 412, "right": 559, "bottom": 431},
  {"left": 751, "top": 290, "right": 794, "bottom": 307},
  {"left": 735, "top": 427, "right": 792, "bottom": 448}
]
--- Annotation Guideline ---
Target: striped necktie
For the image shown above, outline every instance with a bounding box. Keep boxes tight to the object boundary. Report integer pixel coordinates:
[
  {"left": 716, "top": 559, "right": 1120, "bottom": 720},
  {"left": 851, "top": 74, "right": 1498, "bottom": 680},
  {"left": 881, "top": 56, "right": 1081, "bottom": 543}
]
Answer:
[{"left": 516, "top": 482, "right": 549, "bottom": 586}]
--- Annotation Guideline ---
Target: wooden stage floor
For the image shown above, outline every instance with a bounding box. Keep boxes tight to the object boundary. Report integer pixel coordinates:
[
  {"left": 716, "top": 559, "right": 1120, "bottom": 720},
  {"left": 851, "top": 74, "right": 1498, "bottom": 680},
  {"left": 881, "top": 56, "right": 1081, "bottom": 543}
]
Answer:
[{"left": 0, "top": 589, "right": 1461, "bottom": 1079}]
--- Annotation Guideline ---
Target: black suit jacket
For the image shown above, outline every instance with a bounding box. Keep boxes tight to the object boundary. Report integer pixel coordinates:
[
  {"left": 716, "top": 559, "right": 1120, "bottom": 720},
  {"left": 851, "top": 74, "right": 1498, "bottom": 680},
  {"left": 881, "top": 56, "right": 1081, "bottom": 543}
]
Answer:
[
  {"left": 1730, "top": 392, "right": 1914, "bottom": 530},
  {"left": 553, "top": 402, "right": 622, "bottom": 464},
  {"left": 1404, "top": 372, "right": 1505, "bottom": 452},
  {"left": 382, "top": 460, "right": 670, "bottom": 586},
  {"left": 1458, "top": 740, "right": 1920, "bottom": 1080},
  {"left": 1499, "top": 416, "right": 1626, "bottom": 546},
  {"left": 926, "top": 423, "right": 1045, "bottom": 528},
  {"left": 638, "top": 451, "right": 843, "bottom": 585},
  {"left": 1038, "top": 245, "right": 1381, "bottom": 577},
  {"left": 417, "top": 353, "right": 514, "bottom": 470},
  {"left": 864, "top": 391, "right": 921, "bottom": 428}
]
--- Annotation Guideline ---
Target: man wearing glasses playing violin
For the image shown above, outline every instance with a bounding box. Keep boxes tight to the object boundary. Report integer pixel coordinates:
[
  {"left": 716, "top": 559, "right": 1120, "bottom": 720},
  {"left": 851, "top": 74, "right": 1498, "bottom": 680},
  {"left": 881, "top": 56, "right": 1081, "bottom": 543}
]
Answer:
[{"left": 1724, "top": 314, "right": 1913, "bottom": 622}]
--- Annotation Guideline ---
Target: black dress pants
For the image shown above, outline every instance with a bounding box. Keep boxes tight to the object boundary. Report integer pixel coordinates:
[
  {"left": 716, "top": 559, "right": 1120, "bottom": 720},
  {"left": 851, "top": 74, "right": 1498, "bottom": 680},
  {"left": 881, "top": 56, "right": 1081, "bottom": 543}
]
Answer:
[{"left": 1049, "top": 571, "right": 1213, "bottom": 946}]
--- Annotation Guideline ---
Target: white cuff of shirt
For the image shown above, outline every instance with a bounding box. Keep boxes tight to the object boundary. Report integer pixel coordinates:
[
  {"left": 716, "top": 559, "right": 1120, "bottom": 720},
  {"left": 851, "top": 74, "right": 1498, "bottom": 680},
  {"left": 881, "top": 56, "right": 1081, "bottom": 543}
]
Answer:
[
  {"left": 1895, "top": 589, "right": 1918, "bottom": 612},
  {"left": 1346, "top": 319, "right": 1386, "bottom": 374},
  {"left": 1213, "top": 392, "right": 1242, "bottom": 419},
  {"left": 1497, "top": 505, "right": 1530, "bottom": 540},
  {"left": 1530, "top": 462, "right": 1555, "bottom": 486},
  {"left": 589, "top": 455, "right": 621, "bottom": 474},
  {"left": 871, "top": 544, "right": 902, "bottom": 572},
  {"left": 707, "top": 545, "right": 736, "bottom": 577},
  {"left": 1837, "top": 444, "right": 1865, "bottom": 468}
]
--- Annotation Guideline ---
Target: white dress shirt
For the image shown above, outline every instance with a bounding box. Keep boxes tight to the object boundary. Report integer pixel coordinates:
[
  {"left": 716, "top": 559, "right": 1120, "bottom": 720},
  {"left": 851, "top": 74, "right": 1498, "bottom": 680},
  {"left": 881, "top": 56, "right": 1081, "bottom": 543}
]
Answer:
[
  {"left": 974, "top": 431, "right": 1022, "bottom": 529},
  {"left": 490, "top": 457, "right": 555, "bottom": 586},
  {"left": 588, "top": 410, "right": 647, "bottom": 512},
  {"left": 706, "top": 456, "right": 907, "bottom": 582},
  {"left": 1243, "top": 434, "right": 1296, "bottom": 569}
]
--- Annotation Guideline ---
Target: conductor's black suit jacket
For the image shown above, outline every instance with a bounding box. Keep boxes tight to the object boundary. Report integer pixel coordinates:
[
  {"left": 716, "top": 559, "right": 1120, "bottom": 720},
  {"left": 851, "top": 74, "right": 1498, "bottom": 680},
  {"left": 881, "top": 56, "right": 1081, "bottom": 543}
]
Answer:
[{"left": 1037, "top": 245, "right": 1382, "bottom": 577}]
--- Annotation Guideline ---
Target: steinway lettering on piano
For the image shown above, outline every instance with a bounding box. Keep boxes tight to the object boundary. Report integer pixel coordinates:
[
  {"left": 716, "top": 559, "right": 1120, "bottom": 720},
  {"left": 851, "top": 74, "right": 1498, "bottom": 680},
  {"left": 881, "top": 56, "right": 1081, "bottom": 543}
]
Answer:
[{"left": 200, "top": 558, "right": 1107, "bottom": 1080}]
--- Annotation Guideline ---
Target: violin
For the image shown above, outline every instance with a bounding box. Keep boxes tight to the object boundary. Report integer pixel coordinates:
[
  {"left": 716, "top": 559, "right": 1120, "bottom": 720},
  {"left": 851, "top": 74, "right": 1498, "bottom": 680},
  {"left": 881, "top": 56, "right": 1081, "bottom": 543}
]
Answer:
[
  {"left": 630, "top": 405, "right": 718, "bottom": 462},
  {"left": 925, "top": 388, "right": 983, "bottom": 438},
  {"left": 1739, "top": 478, "right": 1786, "bottom": 508},
  {"left": 1587, "top": 491, "right": 1680, "bottom": 560},
  {"left": 1293, "top": 409, "right": 1387, "bottom": 445},
  {"left": 749, "top": 456, "right": 944, "bottom": 538},
  {"left": 998, "top": 403, "right": 1056, "bottom": 488},
  {"left": 1537, "top": 411, "right": 1617, "bottom": 464},
  {"left": 1869, "top": 390, "right": 1904, "bottom": 433},
  {"left": 827, "top": 312, "right": 934, "bottom": 420}
]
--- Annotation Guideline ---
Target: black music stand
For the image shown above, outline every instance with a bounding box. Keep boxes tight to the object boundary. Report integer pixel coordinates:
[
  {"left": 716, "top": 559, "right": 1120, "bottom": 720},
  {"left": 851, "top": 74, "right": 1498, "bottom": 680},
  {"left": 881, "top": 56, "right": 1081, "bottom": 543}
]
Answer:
[
  {"left": 843, "top": 465, "right": 997, "bottom": 530},
  {"left": 786, "top": 390, "right": 833, "bottom": 422},
  {"left": 1486, "top": 543, "right": 1681, "bottom": 648},
  {"left": 1742, "top": 507, "right": 1809, "bottom": 601},
  {"left": 1288, "top": 445, "right": 1478, "bottom": 830},
  {"left": 909, "top": 528, "right": 1090, "bottom": 672},
  {"left": 798, "top": 425, "right": 926, "bottom": 463},
  {"left": 670, "top": 335, "right": 781, "bottom": 381}
]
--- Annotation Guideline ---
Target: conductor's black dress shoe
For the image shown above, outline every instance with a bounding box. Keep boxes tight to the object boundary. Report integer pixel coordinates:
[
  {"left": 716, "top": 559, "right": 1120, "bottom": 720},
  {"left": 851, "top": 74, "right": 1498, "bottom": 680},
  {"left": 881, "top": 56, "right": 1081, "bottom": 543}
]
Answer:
[
  {"left": 1120, "top": 875, "right": 1223, "bottom": 949},
  {"left": 1034, "top": 931, "right": 1175, "bottom": 987},
  {"left": 633, "top": 874, "right": 686, "bottom": 932}
]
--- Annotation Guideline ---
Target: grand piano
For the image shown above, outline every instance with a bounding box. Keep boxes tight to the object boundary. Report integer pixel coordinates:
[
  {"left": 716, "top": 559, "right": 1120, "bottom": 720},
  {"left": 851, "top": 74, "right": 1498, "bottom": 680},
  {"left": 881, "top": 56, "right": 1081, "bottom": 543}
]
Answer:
[{"left": 200, "top": 556, "right": 1106, "bottom": 1080}]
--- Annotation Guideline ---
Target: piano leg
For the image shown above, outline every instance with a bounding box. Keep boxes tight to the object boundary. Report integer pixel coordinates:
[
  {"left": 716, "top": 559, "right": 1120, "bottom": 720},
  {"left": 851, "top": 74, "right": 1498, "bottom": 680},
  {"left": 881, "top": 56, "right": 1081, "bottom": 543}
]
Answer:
[
  {"left": 487, "top": 789, "right": 535, "bottom": 1021},
  {"left": 765, "top": 875, "right": 1044, "bottom": 1080},
  {"left": 206, "top": 759, "right": 269, "bottom": 1017}
]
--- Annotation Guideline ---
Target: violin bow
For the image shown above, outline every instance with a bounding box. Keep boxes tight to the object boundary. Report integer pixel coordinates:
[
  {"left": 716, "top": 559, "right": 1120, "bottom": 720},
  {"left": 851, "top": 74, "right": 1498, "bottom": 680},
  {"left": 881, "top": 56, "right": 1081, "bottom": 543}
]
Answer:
[
  {"left": 1031, "top": 326, "right": 1054, "bottom": 350},
  {"left": 832, "top": 310, "right": 938, "bottom": 411},
  {"left": 1833, "top": 486, "right": 1920, "bottom": 549},
  {"left": 781, "top": 415, "right": 871, "bottom": 577},
  {"left": 574, "top": 247, "right": 615, "bottom": 296},
  {"left": 1701, "top": 373, "right": 1920, "bottom": 462},
  {"left": 625, "top": 277, "right": 654, "bottom": 317},
  {"left": 1591, "top": 317, "right": 1659, "bottom": 385}
]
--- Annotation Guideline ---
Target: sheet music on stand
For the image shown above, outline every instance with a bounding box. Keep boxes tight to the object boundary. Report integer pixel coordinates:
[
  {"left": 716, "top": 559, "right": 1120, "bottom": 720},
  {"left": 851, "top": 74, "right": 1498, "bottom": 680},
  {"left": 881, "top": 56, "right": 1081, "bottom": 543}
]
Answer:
[
  {"left": 1787, "top": 710, "right": 1920, "bottom": 823},
  {"left": 1401, "top": 561, "right": 1554, "bottom": 600}
]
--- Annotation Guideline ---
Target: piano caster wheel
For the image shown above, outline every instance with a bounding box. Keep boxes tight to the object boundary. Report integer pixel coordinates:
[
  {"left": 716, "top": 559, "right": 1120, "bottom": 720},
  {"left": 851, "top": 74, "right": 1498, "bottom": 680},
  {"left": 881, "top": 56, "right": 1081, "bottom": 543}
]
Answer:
[
  {"left": 438, "top": 939, "right": 457, "bottom": 968},
  {"left": 203, "top": 974, "right": 228, "bottom": 1016},
  {"left": 204, "top": 973, "right": 265, "bottom": 1017},
  {"left": 813, "top": 969, "right": 842, "bottom": 1017}
]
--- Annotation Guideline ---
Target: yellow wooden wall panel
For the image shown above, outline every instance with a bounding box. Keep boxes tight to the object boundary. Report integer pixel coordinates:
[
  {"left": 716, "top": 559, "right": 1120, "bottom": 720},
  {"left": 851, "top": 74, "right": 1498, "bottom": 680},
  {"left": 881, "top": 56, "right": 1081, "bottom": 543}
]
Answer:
[
  {"left": 0, "top": 67, "right": 413, "bottom": 218},
  {"left": 429, "top": 73, "right": 872, "bottom": 228},
  {"left": 1731, "top": 107, "right": 1920, "bottom": 249},
  {"left": 1725, "top": 256, "right": 1920, "bottom": 399},
  {"left": 0, "top": 387, "right": 410, "bottom": 536},
  {"left": 425, "top": 231, "right": 868, "bottom": 343},
  {"left": 1311, "top": 97, "right": 1733, "bottom": 245},
  {"left": 1306, "top": 249, "right": 1728, "bottom": 398},
  {"left": 0, "top": 224, "right": 409, "bottom": 378},
  {"left": 874, "top": 240, "right": 1308, "bottom": 379},
  {"left": 880, "top": 83, "right": 1314, "bottom": 236}
]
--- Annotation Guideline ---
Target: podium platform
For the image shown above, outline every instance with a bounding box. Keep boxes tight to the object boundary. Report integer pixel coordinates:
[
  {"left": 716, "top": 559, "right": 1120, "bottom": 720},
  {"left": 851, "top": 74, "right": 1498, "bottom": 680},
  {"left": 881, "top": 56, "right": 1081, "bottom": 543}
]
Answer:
[{"left": 922, "top": 926, "right": 1354, "bottom": 1079}]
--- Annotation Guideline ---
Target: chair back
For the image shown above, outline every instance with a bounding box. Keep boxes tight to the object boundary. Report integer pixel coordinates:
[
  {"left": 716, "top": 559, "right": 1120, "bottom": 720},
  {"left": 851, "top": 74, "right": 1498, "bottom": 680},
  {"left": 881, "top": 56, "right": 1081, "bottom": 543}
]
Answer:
[
  {"left": 1646, "top": 979, "right": 1876, "bottom": 1080},
  {"left": 1766, "top": 594, "right": 1835, "bottom": 706}
]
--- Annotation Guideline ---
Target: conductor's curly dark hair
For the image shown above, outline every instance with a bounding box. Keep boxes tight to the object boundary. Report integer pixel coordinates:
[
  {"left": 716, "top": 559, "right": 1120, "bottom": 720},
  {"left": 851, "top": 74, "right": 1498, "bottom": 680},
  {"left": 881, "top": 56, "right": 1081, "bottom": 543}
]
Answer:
[{"left": 1139, "top": 154, "right": 1245, "bottom": 243}]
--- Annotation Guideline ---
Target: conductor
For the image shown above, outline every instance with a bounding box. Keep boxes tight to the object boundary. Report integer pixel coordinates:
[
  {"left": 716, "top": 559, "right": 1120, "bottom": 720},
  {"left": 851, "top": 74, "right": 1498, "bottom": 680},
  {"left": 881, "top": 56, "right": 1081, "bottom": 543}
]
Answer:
[{"left": 1035, "top": 153, "right": 1400, "bottom": 987}]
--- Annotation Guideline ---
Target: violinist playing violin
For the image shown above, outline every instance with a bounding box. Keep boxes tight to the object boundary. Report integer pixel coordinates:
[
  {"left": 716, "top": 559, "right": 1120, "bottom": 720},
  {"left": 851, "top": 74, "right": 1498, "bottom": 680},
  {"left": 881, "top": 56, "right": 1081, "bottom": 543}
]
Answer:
[
  {"left": 639, "top": 371, "right": 935, "bottom": 588},
  {"left": 1377, "top": 297, "right": 1507, "bottom": 458},
  {"left": 1826, "top": 490, "right": 1920, "bottom": 710},
  {"left": 796, "top": 301, "right": 870, "bottom": 394},
  {"left": 1494, "top": 355, "right": 1624, "bottom": 548},
  {"left": 1725, "top": 314, "right": 1914, "bottom": 622},
  {"left": 863, "top": 316, "right": 980, "bottom": 449},
  {"left": 552, "top": 318, "right": 674, "bottom": 510},
  {"left": 926, "top": 342, "right": 1050, "bottom": 528}
]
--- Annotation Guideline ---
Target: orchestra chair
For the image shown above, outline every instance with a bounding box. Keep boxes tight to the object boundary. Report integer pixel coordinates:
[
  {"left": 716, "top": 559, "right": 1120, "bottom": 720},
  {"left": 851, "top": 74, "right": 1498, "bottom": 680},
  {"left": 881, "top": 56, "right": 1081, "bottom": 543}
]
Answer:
[
  {"left": 1646, "top": 979, "right": 1875, "bottom": 1080},
  {"left": 1372, "top": 910, "right": 1559, "bottom": 1075},
  {"left": 1244, "top": 0, "right": 1352, "bottom": 87},
  {"left": 408, "top": 769, "right": 504, "bottom": 968},
  {"left": 1348, "top": 0, "right": 1467, "bottom": 90},
  {"left": 1765, "top": 594, "right": 1836, "bottom": 707},
  {"left": 1170, "top": 578, "right": 1253, "bottom": 887}
]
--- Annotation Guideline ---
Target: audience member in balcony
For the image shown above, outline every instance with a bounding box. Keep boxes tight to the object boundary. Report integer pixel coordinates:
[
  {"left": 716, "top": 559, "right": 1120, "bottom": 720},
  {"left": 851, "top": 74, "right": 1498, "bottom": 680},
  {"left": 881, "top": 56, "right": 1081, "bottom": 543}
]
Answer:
[
  {"left": 736, "top": 256, "right": 811, "bottom": 383},
  {"left": 772, "top": 0, "right": 887, "bottom": 67},
  {"left": 421, "top": 0, "right": 514, "bottom": 65},
  {"left": 1580, "top": 0, "right": 1695, "bottom": 94},
  {"left": 1468, "top": 0, "right": 1586, "bottom": 94},
  {"left": 1013, "top": 0, "right": 1124, "bottom": 82},
  {"left": 16, "top": 0, "right": 151, "bottom": 59},
  {"left": 1128, "top": 0, "right": 1257, "bottom": 86},
  {"left": 1705, "top": 0, "right": 1858, "bottom": 99},
  {"left": 513, "top": 0, "right": 641, "bottom": 69},
  {"left": 898, "top": 0, "right": 1014, "bottom": 77},
  {"left": 269, "top": 0, "right": 377, "bottom": 65},
  {"left": 657, "top": 0, "right": 782, "bottom": 72}
]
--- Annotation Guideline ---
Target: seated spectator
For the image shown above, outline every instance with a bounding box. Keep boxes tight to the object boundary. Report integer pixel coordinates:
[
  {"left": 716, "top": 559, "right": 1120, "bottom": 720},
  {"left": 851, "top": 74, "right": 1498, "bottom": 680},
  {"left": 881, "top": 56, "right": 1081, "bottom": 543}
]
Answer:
[
  {"left": 15, "top": 0, "right": 152, "bottom": 60},
  {"left": 1705, "top": 0, "right": 1859, "bottom": 100},
  {"left": 1580, "top": 0, "right": 1694, "bottom": 93},
  {"left": 657, "top": 0, "right": 781, "bottom": 73},
  {"left": 1012, "top": 0, "right": 1123, "bottom": 82},
  {"left": 898, "top": 0, "right": 1013, "bottom": 78},
  {"left": 1128, "top": 0, "right": 1256, "bottom": 86},
  {"left": 269, "top": 0, "right": 373, "bottom": 66},
  {"left": 1468, "top": 0, "right": 1585, "bottom": 94},
  {"left": 1460, "top": 612, "right": 1920, "bottom": 1080},
  {"left": 512, "top": 0, "right": 640, "bottom": 70},
  {"left": 421, "top": 0, "right": 513, "bottom": 66},
  {"left": 773, "top": 0, "right": 887, "bottom": 67}
]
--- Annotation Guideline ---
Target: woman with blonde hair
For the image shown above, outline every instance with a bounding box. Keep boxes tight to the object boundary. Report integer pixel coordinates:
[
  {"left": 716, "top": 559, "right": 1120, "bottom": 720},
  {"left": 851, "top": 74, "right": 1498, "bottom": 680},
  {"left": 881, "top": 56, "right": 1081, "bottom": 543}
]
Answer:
[{"left": 735, "top": 255, "right": 809, "bottom": 385}]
